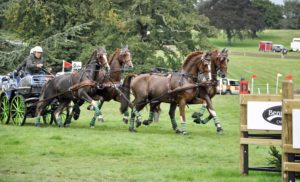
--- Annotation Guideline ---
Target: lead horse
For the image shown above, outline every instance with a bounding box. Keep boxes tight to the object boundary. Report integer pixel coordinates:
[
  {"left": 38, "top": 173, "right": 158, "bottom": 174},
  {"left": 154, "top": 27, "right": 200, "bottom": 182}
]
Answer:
[
  {"left": 121, "top": 51, "right": 213, "bottom": 134},
  {"left": 35, "top": 47, "right": 110, "bottom": 127},
  {"left": 142, "top": 49, "right": 229, "bottom": 133}
]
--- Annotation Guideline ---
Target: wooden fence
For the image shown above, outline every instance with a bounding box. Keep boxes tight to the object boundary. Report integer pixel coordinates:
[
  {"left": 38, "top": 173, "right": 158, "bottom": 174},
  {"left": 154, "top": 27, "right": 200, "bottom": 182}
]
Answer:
[{"left": 240, "top": 80, "right": 300, "bottom": 181}]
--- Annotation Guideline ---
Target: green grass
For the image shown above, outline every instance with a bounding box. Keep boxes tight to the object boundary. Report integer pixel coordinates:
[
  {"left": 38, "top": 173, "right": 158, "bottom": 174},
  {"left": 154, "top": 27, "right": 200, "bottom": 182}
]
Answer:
[
  {"left": 0, "top": 98, "right": 281, "bottom": 182},
  {"left": 210, "top": 29, "right": 300, "bottom": 56},
  {"left": 228, "top": 55, "right": 300, "bottom": 94}
]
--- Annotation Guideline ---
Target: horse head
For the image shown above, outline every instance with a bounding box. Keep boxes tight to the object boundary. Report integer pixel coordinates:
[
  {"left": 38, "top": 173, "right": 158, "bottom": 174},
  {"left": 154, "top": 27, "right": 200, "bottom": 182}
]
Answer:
[
  {"left": 119, "top": 45, "right": 133, "bottom": 70},
  {"left": 197, "top": 52, "right": 212, "bottom": 81},
  {"left": 94, "top": 47, "right": 110, "bottom": 71},
  {"left": 214, "top": 48, "right": 229, "bottom": 78}
]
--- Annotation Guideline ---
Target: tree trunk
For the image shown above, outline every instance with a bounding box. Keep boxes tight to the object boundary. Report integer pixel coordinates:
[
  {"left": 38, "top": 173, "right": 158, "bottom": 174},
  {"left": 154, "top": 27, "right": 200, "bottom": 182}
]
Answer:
[
  {"left": 226, "top": 29, "right": 232, "bottom": 46},
  {"left": 251, "top": 30, "right": 257, "bottom": 39}
]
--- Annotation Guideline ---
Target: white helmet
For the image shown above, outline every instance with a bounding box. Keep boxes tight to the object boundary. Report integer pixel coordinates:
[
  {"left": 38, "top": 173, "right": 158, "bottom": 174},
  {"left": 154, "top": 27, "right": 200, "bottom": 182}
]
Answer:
[{"left": 33, "top": 46, "right": 43, "bottom": 53}]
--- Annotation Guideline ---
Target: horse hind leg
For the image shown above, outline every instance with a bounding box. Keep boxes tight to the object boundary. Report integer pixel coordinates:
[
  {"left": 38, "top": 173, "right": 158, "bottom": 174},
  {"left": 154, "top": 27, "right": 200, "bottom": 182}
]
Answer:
[
  {"left": 64, "top": 102, "right": 74, "bottom": 127},
  {"left": 169, "top": 102, "right": 181, "bottom": 133},
  {"left": 143, "top": 102, "right": 160, "bottom": 126},
  {"left": 53, "top": 101, "right": 69, "bottom": 127},
  {"left": 36, "top": 100, "right": 52, "bottom": 127}
]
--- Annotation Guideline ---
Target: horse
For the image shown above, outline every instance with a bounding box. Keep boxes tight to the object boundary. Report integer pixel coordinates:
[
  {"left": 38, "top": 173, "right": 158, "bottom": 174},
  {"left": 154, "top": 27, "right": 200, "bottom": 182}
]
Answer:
[
  {"left": 35, "top": 47, "right": 110, "bottom": 127},
  {"left": 142, "top": 49, "right": 229, "bottom": 134},
  {"left": 121, "top": 51, "right": 212, "bottom": 134},
  {"left": 191, "top": 48, "right": 229, "bottom": 131},
  {"left": 86, "top": 46, "right": 134, "bottom": 127}
]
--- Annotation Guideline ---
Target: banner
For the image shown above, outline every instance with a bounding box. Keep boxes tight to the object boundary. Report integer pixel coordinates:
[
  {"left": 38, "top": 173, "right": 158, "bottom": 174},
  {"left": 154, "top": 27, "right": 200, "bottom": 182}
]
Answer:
[
  {"left": 293, "top": 109, "right": 300, "bottom": 149},
  {"left": 72, "top": 61, "right": 82, "bottom": 71},
  {"left": 247, "top": 101, "right": 282, "bottom": 130}
]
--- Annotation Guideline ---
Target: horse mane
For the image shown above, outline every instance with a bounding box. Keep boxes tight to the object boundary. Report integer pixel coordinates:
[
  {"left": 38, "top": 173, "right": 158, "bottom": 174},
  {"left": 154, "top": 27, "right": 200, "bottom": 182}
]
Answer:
[
  {"left": 108, "top": 48, "right": 121, "bottom": 65},
  {"left": 182, "top": 51, "right": 204, "bottom": 69},
  {"left": 85, "top": 49, "right": 97, "bottom": 67}
]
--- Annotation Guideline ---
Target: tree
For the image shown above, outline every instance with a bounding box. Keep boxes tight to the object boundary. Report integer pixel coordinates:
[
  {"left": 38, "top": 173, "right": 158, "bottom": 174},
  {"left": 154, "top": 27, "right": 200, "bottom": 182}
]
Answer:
[
  {"left": 280, "top": 0, "right": 300, "bottom": 29},
  {"left": 253, "top": 0, "right": 283, "bottom": 29},
  {"left": 199, "top": 0, "right": 265, "bottom": 45},
  {"left": 1, "top": 0, "right": 215, "bottom": 74}
]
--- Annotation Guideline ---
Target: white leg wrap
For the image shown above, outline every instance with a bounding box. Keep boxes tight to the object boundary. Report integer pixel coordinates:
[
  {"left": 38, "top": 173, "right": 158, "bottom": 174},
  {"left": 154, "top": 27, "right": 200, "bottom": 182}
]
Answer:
[
  {"left": 208, "top": 109, "right": 217, "bottom": 117},
  {"left": 91, "top": 100, "right": 98, "bottom": 107}
]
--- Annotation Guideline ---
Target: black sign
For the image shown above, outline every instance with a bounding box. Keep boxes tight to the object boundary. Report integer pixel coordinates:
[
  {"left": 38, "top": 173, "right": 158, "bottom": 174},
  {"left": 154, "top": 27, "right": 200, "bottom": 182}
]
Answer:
[{"left": 262, "top": 106, "right": 282, "bottom": 126}]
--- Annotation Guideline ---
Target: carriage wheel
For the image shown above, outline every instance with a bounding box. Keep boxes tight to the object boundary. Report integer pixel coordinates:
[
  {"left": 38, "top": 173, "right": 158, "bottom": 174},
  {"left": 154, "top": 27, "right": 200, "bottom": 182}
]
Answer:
[
  {"left": 0, "top": 94, "right": 10, "bottom": 124},
  {"left": 10, "top": 95, "right": 27, "bottom": 126},
  {"left": 42, "top": 105, "right": 53, "bottom": 124}
]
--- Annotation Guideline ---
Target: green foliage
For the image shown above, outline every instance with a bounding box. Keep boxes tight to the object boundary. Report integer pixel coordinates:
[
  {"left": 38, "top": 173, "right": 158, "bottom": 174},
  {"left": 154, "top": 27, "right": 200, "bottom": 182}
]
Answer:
[
  {"left": 1, "top": 0, "right": 215, "bottom": 74},
  {"left": 280, "top": 0, "right": 300, "bottom": 29},
  {"left": 253, "top": 0, "right": 283, "bottom": 28},
  {"left": 267, "top": 146, "right": 281, "bottom": 169}
]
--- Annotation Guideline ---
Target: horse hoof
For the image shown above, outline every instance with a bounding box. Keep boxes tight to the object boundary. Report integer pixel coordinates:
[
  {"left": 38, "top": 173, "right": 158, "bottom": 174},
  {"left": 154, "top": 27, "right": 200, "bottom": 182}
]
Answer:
[
  {"left": 65, "top": 124, "right": 70, "bottom": 128},
  {"left": 90, "top": 126, "right": 95, "bottom": 129},
  {"left": 142, "top": 120, "right": 149, "bottom": 125},
  {"left": 217, "top": 127, "right": 224, "bottom": 134},
  {"left": 192, "top": 112, "right": 203, "bottom": 119},
  {"left": 136, "top": 121, "right": 142, "bottom": 128},
  {"left": 35, "top": 123, "right": 41, "bottom": 127},
  {"left": 123, "top": 118, "right": 128, "bottom": 124},
  {"left": 87, "top": 105, "right": 94, "bottom": 110},
  {"left": 175, "top": 128, "right": 182, "bottom": 134},
  {"left": 129, "top": 128, "right": 137, "bottom": 132},
  {"left": 98, "top": 117, "right": 104, "bottom": 123},
  {"left": 193, "top": 118, "right": 203, "bottom": 124}
]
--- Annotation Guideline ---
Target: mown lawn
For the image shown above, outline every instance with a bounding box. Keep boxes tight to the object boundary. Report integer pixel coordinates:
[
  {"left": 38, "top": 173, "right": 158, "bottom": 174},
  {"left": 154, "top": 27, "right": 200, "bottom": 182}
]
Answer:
[{"left": 0, "top": 96, "right": 281, "bottom": 182}]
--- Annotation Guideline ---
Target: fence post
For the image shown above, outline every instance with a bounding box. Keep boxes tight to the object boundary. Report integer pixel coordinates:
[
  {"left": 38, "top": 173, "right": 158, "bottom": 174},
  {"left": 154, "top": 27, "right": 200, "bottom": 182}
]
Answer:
[{"left": 282, "top": 80, "right": 294, "bottom": 182}]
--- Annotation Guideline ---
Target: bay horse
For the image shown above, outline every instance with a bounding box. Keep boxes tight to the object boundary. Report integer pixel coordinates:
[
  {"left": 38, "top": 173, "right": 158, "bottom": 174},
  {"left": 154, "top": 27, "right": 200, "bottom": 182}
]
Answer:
[
  {"left": 87, "top": 46, "right": 134, "bottom": 127},
  {"left": 191, "top": 49, "right": 229, "bottom": 130},
  {"left": 121, "top": 51, "right": 212, "bottom": 134},
  {"left": 35, "top": 47, "right": 110, "bottom": 127},
  {"left": 142, "top": 49, "right": 229, "bottom": 134}
]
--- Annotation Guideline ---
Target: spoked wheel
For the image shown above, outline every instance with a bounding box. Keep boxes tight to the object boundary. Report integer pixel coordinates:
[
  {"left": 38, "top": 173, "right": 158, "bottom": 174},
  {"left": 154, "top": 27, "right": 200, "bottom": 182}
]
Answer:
[
  {"left": 10, "top": 95, "right": 27, "bottom": 126},
  {"left": 42, "top": 105, "right": 53, "bottom": 125},
  {"left": 0, "top": 94, "right": 10, "bottom": 124}
]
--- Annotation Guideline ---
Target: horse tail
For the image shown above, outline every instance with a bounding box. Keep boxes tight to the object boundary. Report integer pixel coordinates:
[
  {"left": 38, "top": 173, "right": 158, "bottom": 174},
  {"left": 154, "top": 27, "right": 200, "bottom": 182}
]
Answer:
[{"left": 120, "top": 74, "right": 136, "bottom": 114}]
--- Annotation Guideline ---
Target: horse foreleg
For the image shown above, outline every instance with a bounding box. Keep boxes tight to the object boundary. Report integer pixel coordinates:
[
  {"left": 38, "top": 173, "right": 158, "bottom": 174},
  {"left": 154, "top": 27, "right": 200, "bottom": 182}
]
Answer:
[
  {"left": 191, "top": 99, "right": 207, "bottom": 119},
  {"left": 64, "top": 102, "right": 74, "bottom": 127},
  {"left": 80, "top": 90, "right": 104, "bottom": 124},
  {"left": 204, "top": 95, "right": 223, "bottom": 134},
  {"left": 178, "top": 99, "right": 187, "bottom": 135}
]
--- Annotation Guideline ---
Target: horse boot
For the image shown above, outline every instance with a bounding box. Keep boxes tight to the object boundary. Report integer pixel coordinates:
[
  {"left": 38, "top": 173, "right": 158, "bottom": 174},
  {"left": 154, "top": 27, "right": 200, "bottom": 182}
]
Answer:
[
  {"left": 170, "top": 118, "right": 180, "bottom": 133},
  {"left": 192, "top": 105, "right": 206, "bottom": 119},
  {"left": 143, "top": 111, "right": 154, "bottom": 126},
  {"left": 90, "top": 116, "right": 96, "bottom": 128},
  {"left": 213, "top": 116, "right": 224, "bottom": 134},
  {"left": 35, "top": 116, "right": 41, "bottom": 127},
  {"left": 193, "top": 118, "right": 204, "bottom": 124},
  {"left": 56, "top": 116, "right": 63, "bottom": 128},
  {"left": 122, "top": 110, "right": 129, "bottom": 124},
  {"left": 129, "top": 110, "right": 137, "bottom": 132},
  {"left": 73, "top": 104, "right": 81, "bottom": 120},
  {"left": 180, "top": 122, "right": 188, "bottom": 135},
  {"left": 132, "top": 109, "right": 142, "bottom": 128}
]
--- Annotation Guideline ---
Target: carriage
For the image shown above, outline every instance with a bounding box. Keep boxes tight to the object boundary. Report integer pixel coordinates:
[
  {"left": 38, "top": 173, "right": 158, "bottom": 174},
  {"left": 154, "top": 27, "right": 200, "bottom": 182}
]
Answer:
[{"left": 0, "top": 72, "right": 68, "bottom": 126}]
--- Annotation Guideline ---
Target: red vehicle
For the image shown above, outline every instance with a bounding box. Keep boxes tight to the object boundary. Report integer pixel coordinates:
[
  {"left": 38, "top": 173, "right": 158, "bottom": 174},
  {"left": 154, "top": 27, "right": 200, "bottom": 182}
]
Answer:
[{"left": 259, "top": 41, "right": 273, "bottom": 52}]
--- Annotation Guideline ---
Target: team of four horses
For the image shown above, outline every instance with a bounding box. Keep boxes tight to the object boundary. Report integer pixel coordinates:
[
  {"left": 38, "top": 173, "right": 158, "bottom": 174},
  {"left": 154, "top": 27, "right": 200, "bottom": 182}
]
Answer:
[{"left": 36, "top": 46, "right": 229, "bottom": 135}]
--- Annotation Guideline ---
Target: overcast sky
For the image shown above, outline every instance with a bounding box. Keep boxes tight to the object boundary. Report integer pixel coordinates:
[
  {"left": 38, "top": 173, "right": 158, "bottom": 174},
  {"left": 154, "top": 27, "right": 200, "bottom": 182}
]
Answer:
[{"left": 270, "top": 0, "right": 284, "bottom": 5}]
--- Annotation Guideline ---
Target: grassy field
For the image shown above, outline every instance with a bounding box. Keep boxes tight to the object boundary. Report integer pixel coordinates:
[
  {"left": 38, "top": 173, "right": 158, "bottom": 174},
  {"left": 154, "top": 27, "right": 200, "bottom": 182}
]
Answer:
[
  {"left": 0, "top": 97, "right": 281, "bottom": 182},
  {"left": 1, "top": 29, "right": 299, "bottom": 181},
  {"left": 210, "top": 29, "right": 300, "bottom": 56}
]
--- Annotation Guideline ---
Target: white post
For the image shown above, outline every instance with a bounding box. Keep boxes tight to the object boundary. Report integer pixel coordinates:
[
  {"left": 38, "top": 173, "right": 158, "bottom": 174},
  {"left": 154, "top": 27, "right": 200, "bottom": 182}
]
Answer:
[
  {"left": 219, "top": 79, "right": 222, "bottom": 95},
  {"left": 276, "top": 73, "right": 282, "bottom": 95},
  {"left": 267, "top": 82, "right": 269, "bottom": 94},
  {"left": 62, "top": 60, "right": 65, "bottom": 73},
  {"left": 251, "top": 77, "right": 254, "bottom": 95},
  {"left": 258, "top": 88, "right": 261, "bottom": 95}
]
